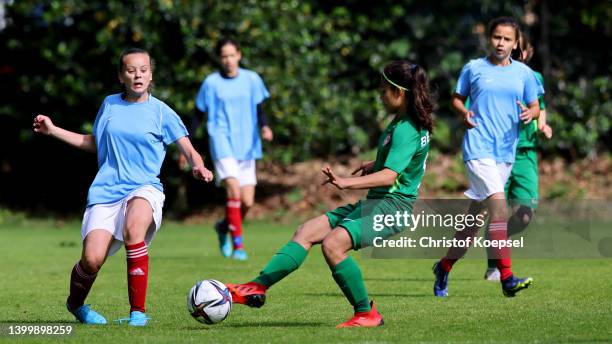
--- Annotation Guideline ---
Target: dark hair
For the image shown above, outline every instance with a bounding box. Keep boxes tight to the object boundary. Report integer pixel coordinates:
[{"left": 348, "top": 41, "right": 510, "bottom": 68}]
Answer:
[
  {"left": 488, "top": 16, "right": 522, "bottom": 60},
  {"left": 382, "top": 60, "right": 434, "bottom": 133},
  {"left": 117, "top": 47, "right": 154, "bottom": 73},
  {"left": 517, "top": 31, "right": 534, "bottom": 63},
  {"left": 215, "top": 37, "right": 240, "bottom": 56}
]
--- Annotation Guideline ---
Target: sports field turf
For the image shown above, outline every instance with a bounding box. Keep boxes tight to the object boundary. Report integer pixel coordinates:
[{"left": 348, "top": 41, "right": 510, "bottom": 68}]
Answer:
[{"left": 1, "top": 219, "right": 611, "bottom": 343}]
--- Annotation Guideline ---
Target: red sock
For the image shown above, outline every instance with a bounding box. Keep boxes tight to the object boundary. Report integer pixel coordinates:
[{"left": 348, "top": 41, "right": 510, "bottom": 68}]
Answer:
[
  {"left": 226, "top": 198, "right": 244, "bottom": 249},
  {"left": 440, "top": 226, "right": 480, "bottom": 272},
  {"left": 67, "top": 261, "right": 97, "bottom": 310},
  {"left": 488, "top": 220, "right": 513, "bottom": 280},
  {"left": 126, "top": 241, "right": 148, "bottom": 313}
]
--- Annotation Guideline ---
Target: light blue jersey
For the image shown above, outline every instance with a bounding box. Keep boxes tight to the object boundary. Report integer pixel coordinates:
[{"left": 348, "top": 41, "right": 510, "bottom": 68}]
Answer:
[
  {"left": 88, "top": 94, "right": 188, "bottom": 206},
  {"left": 195, "top": 68, "right": 269, "bottom": 161},
  {"left": 456, "top": 57, "right": 543, "bottom": 163}
]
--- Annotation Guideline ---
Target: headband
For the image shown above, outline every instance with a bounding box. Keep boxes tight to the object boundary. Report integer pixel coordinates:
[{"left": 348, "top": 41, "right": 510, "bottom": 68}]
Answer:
[{"left": 382, "top": 70, "right": 411, "bottom": 92}]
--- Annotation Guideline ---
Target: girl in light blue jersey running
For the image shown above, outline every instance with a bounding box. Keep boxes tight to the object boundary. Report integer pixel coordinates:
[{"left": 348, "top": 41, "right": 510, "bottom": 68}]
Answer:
[
  {"left": 33, "top": 48, "right": 213, "bottom": 326},
  {"left": 189, "top": 38, "right": 273, "bottom": 261},
  {"left": 433, "top": 17, "right": 543, "bottom": 298}
]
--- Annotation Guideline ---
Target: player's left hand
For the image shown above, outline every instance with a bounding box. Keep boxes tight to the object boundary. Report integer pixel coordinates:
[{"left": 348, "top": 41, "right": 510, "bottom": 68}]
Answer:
[
  {"left": 517, "top": 101, "right": 534, "bottom": 124},
  {"left": 321, "top": 166, "right": 347, "bottom": 190},
  {"left": 192, "top": 166, "right": 214, "bottom": 182},
  {"left": 261, "top": 126, "right": 273, "bottom": 142},
  {"left": 539, "top": 123, "right": 553, "bottom": 139}
]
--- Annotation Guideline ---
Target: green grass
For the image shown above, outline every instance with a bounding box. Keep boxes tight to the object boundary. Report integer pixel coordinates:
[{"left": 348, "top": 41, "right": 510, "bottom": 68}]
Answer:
[{"left": 1, "top": 220, "right": 611, "bottom": 343}]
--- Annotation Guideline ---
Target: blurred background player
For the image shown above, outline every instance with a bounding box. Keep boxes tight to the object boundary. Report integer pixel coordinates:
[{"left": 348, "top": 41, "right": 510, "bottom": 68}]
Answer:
[
  {"left": 482, "top": 30, "right": 553, "bottom": 281},
  {"left": 185, "top": 37, "right": 273, "bottom": 261},
  {"left": 33, "top": 48, "right": 213, "bottom": 326},
  {"left": 432, "top": 17, "right": 543, "bottom": 297},
  {"left": 225, "top": 60, "right": 434, "bottom": 328}
]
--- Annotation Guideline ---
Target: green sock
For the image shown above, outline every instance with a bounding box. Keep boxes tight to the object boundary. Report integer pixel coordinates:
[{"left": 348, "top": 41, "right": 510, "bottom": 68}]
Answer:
[
  {"left": 332, "top": 257, "right": 371, "bottom": 312},
  {"left": 252, "top": 241, "right": 307, "bottom": 287}
]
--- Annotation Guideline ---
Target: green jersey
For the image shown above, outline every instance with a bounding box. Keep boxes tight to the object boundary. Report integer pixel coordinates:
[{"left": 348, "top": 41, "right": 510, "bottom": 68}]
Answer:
[
  {"left": 517, "top": 71, "right": 546, "bottom": 149},
  {"left": 367, "top": 115, "right": 430, "bottom": 200}
]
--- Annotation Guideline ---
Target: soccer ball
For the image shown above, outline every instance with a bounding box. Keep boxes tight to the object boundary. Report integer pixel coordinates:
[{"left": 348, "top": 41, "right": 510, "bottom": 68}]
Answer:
[{"left": 187, "top": 279, "right": 233, "bottom": 324}]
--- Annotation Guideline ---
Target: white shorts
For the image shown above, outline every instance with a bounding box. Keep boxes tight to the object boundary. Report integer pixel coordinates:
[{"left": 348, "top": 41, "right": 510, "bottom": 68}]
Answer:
[
  {"left": 214, "top": 157, "right": 257, "bottom": 187},
  {"left": 464, "top": 158, "right": 513, "bottom": 201},
  {"left": 81, "top": 185, "right": 165, "bottom": 256}
]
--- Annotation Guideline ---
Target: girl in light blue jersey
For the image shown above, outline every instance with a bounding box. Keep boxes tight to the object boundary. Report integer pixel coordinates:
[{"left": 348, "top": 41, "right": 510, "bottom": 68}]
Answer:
[
  {"left": 433, "top": 17, "right": 543, "bottom": 298},
  {"left": 33, "top": 48, "right": 213, "bottom": 326},
  {"left": 191, "top": 38, "right": 273, "bottom": 261}
]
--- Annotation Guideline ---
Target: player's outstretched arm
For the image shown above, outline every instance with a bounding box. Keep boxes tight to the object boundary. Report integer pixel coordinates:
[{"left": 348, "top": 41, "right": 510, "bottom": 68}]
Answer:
[
  {"left": 322, "top": 165, "right": 397, "bottom": 190},
  {"left": 32, "top": 114, "right": 96, "bottom": 153},
  {"left": 175, "top": 136, "right": 213, "bottom": 182}
]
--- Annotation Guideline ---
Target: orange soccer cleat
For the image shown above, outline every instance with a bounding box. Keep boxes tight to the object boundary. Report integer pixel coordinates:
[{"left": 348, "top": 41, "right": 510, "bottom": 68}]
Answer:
[
  {"left": 226, "top": 282, "right": 267, "bottom": 308},
  {"left": 336, "top": 301, "right": 384, "bottom": 328}
]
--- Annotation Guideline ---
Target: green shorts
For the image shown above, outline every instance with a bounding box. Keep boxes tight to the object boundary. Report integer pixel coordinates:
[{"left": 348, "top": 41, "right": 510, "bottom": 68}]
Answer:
[
  {"left": 326, "top": 198, "right": 415, "bottom": 250},
  {"left": 506, "top": 148, "right": 539, "bottom": 208}
]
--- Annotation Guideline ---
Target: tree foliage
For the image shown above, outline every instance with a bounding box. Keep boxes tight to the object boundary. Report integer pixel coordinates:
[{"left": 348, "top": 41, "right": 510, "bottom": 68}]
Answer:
[{"left": 0, "top": 0, "right": 609, "bottom": 213}]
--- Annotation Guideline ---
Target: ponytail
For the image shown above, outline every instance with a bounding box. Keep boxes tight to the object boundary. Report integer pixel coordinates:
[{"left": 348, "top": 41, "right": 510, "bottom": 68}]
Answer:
[{"left": 382, "top": 61, "right": 435, "bottom": 133}]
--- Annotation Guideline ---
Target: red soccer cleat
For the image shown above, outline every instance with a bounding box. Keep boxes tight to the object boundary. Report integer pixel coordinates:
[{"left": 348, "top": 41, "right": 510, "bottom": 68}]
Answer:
[
  {"left": 336, "top": 301, "right": 384, "bottom": 328},
  {"left": 226, "top": 282, "right": 267, "bottom": 308}
]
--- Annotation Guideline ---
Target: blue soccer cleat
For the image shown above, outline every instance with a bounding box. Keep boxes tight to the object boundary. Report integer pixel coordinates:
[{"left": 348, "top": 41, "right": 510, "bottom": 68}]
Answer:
[
  {"left": 502, "top": 275, "right": 533, "bottom": 297},
  {"left": 432, "top": 261, "right": 449, "bottom": 297},
  {"left": 115, "top": 311, "right": 150, "bottom": 326},
  {"left": 232, "top": 249, "right": 248, "bottom": 261},
  {"left": 67, "top": 304, "right": 107, "bottom": 325},
  {"left": 214, "top": 220, "right": 232, "bottom": 258}
]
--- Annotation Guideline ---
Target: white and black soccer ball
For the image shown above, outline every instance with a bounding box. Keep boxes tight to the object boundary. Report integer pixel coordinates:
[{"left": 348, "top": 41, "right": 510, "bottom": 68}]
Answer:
[{"left": 187, "top": 279, "right": 233, "bottom": 324}]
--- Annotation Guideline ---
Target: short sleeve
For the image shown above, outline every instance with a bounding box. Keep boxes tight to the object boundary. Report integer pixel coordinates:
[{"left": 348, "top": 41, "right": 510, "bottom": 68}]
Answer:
[
  {"left": 195, "top": 80, "right": 208, "bottom": 113},
  {"left": 533, "top": 71, "right": 546, "bottom": 109},
  {"left": 250, "top": 72, "right": 270, "bottom": 105},
  {"left": 454, "top": 63, "right": 472, "bottom": 97},
  {"left": 523, "top": 68, "right": 544, "bottom": 105},
  {"left": 161, "top": 103, "right": 188, "bottom": 145},
  {"left": 92, "top": 98, "right": 107, "bottom": 135},
  {"left": 383, "top": 123, "right": 419, "bottom": 173}
]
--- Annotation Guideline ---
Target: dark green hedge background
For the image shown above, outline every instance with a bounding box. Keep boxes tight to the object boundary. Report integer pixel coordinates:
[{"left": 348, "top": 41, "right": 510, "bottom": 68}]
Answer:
[{"left": 0, "top": 0, "right": 609, "bottom": 215}]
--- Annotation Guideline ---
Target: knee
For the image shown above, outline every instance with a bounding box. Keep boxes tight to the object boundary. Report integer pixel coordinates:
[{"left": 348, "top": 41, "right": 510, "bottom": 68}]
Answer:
[
  {"left": 292, "top": 223, "right": 321, "bottom": 248},
  {"left": 123, "top": 222, "right": 140, "bottom": 242},
  {"left": 123, "top": 218, "right": 150, "bottom": 244},
  {"left": 225, "top": 181, "right": 241, "bottom": 199},
  {"left": 242, "top": 199, "right": 254, "bottom": 210},
  {"left": 517, "top": 206, "right": 533, "bottom": 225},
  {"left": 293, "top": 224, "right": 310, "bottom": 243},
  {"left": 80, "top": 254, "right": 104, "bottom": 274},
  {"left": 321, "top": 236, "right": 343, "bottom": 260}
]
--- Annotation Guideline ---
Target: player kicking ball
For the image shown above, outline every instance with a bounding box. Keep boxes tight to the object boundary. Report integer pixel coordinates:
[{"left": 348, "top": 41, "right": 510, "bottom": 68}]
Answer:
[{"left": 225, "top": 60, "right": 434, "bottom": 327}]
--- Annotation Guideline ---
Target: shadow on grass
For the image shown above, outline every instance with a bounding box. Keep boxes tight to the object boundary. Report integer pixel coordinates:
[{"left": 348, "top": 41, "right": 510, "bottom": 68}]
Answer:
[
  {"left": 185, "top": 321, "right": 325, "bottom": 329},
  {"left": 301, "top": 292, "right": 430, "bottom": 298},
  {"left": 364, "top": 277, "right": 474, "bottom": 282}
]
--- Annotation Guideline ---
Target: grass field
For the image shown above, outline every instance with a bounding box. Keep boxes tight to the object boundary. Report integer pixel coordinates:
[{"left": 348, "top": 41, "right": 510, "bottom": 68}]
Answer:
[{"left": 1, "top": 219, "right": 611, "bottom": 343}]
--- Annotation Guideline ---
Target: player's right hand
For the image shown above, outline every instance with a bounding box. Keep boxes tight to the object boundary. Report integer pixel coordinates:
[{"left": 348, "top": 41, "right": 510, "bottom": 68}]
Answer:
[
  {"left": 192, "top": 165, "right": 214, "bottom": 182},
  {"left": 32, "top": 114, "right": 55, "bottom": 135},
  {"left": 463, "top": 110, "right": 477, "bottom": 128},
  {"left": 352, "top": 161, "right": 375, "bottom": 176}
]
